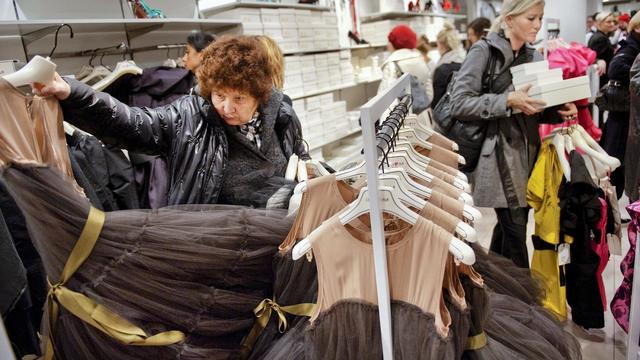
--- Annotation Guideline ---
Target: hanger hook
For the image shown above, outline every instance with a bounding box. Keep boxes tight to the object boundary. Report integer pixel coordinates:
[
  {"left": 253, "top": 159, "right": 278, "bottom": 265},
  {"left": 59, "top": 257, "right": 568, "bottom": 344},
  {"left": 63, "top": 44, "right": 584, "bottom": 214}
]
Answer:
[
  {"left": 48, "top": 23, "right": 74, "bottom": 59},
  {"left": 100, "top": 52, "right": 107, "bottom": 67},
  {"left": 89, "top": 48, "right": 98, "bottom": 66}
]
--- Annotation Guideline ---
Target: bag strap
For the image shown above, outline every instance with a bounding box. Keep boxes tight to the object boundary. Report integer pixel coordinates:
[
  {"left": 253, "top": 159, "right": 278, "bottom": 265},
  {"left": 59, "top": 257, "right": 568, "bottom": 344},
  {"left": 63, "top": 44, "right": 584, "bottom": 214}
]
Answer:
[{"left": 393, "top": 61, "right": 403, "bottom": 78}]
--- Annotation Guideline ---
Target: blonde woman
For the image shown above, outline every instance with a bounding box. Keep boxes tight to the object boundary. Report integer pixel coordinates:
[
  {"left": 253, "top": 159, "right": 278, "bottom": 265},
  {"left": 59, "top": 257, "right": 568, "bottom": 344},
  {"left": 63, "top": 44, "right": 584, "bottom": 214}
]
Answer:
[
  {"left": 449, "top": 0, "right": 577, "bottom": 268},
  {"left": 255, "top": 35, "right": 292, "bottom": 105},
  {"left": 432, "top": 22, "right": 466, "bottom": 106}
]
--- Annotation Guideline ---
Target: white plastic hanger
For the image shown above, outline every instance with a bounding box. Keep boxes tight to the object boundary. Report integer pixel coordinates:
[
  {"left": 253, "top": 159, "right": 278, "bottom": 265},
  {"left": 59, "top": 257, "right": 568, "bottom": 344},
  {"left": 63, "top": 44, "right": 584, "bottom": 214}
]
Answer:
[
  {"left": 373, "top": 174, "right": 476, "bottom": 242},
  {"left": 552, "top": 133, "right": 572, "bottom": 180},
  {"left": 92, "top": 61, "right": 143, "bottom": 91},
  {"left": 394, "top": 140, "right": 470, "bottom": 192},
  {"left": 75, "top": 64, "right": 94, "bottom": 81},
  {"left": 568, "top": 127, "right": 620, "bottom": 172},
  {"left": 3, "top": 55, "right": 56, "bottom": 88},
  {"left": 80, "top": 65, "right": 111, "bottom": 85},
  {"left": 297, "top": 159, "right": 309, "bottom": 182},
  {"left": 292, "top": 185, "right": 476, "bottom": 265},
  {"left": 306, "top": 160, "right": 330, "bottom": 178},
  {"left": 398, "top": 128, "right": 432, "bottom": 150},
  {"left": 285, "top": 154, "right": 299, "bottom": 181}
]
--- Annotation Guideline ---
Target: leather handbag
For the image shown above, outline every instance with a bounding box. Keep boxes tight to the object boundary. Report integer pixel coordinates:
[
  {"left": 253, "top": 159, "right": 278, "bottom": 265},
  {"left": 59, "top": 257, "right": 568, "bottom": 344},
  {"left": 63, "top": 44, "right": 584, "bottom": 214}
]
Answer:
[
  {"left": 432, "top": 42, "right": 499, "bottom": 172},
  {"left": 595, "top": 80, "right": 630, "bottom": 112}
]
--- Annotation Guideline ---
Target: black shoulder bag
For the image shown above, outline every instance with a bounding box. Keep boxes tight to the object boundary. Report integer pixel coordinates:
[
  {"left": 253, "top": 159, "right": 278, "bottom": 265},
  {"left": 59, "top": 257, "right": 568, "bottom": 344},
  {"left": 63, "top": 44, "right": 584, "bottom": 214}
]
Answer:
[{"left": 432, "top": 43, "right": 504, "bottom": 172}]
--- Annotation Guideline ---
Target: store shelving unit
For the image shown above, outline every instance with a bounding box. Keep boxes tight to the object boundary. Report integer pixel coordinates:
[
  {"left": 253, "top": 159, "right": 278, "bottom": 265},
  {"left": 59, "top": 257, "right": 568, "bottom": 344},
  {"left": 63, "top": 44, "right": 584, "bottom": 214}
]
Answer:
[
  {"left": 291, "top": 76, "right": 382, "bottom": 101},
  {"left": 199, "top": 0, "right": 329, "bottom": 14},
  {"left": 360, "top": 10, "right": 466, "bottom": 24},
  {"left": 0, "top": 18, "right": 239, "bottom": 41}
]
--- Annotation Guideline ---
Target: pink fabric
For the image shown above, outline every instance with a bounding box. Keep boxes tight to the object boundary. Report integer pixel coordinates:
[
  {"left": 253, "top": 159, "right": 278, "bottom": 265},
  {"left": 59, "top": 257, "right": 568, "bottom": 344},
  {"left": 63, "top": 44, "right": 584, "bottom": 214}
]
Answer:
[
  {"left": 592, "top": 197, "right": 610, "bottom": 311},
  {"left": 538, "top": 44, "right": 602, "bottom": 141},
  {"left": 611, "top": 200, "right": 640, "bottom": 332}
]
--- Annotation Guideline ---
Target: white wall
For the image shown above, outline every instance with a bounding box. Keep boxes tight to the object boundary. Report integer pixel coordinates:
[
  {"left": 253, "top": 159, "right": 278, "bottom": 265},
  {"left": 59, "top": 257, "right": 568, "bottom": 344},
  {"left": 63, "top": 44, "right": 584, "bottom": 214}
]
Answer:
[{"left": 544, "top": 0, "right": 589, "bottom": 44}]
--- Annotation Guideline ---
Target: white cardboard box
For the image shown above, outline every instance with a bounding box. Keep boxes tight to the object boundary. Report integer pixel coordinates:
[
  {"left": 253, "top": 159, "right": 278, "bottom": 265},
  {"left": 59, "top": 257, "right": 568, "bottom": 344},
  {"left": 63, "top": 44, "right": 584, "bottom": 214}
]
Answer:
[
  {"left": 260, "top": 8, "right": 279, "bottom": 16},
  {"left": 513, "top": 68, "right": 563, "bottom": 90},
  {"left": 280, "top": 40, "right": 300, "bottom": 54},
  {"left": 302, "top": 70, "right": 317, "bottom": 82},
  {"left": 214, "top": 9, "right": 261, "bottom": 23},
  {"left": 281, "top": 27, "right": 299, "bottom": 39},
  {"left": 242, "top": 23, "right": 263, "bottom": 35},
  {"left": 298, "top": 28, "right": 315, "bottom": 38},
  {"left": 510, "top": 60, "right": 550, "bottom": 77},
  {"left": 524, "top": 76, "right": 591, "bottom": 110}
]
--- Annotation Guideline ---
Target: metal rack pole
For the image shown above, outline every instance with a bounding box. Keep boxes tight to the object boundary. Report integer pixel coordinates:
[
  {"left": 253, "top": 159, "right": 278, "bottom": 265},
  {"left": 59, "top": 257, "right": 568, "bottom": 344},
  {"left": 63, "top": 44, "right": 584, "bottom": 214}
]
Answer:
[{"left": 358, "top": 74, "right": 411, "bottom": 360}]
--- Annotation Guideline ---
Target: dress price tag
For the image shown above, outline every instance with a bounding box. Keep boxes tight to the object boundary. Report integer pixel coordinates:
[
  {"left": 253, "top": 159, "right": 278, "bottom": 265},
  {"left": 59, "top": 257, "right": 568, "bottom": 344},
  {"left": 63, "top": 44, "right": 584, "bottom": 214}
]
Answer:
[{"left": 558, "top": 243, "right": 571, "bottom": 266}]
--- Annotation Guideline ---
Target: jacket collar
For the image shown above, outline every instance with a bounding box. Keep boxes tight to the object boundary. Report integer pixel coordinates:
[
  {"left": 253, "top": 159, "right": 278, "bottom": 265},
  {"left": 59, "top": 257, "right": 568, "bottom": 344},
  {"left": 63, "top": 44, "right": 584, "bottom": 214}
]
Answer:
[
  {"left": 484, "top": 31, "right": 535, "bottom": 66},
  {"left": 621, "top": 31, "right": 640, "bottom": 49},
  {"left": 382, "top": 48, "right": 422, "bottom": 67},
  {"left": 437, "top": 48, "right": 466, "bottom": 66}
]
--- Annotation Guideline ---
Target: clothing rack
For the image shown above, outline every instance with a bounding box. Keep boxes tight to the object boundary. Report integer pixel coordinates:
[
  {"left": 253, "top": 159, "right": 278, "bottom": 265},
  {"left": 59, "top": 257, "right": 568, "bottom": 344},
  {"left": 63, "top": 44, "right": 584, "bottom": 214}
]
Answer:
[
  {"left": 628, "top": 236, "right": 640, "bottom": 360},
  {"left": 374, "top": 94, "right": 412, "bottom": 166},
  {"left": 358, "top": 73, "right": 412, "bottom": 360},
  {"left": 49, "top": 42, "right": 187, "bottom": 60}
]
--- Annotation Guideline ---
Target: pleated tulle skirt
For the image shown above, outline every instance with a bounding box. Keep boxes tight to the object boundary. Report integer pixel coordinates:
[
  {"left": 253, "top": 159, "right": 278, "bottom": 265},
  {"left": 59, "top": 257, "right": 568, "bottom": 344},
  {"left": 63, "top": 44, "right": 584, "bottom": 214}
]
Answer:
[{"left": 1, "top": 164, "right": 294, "bottom": 359}]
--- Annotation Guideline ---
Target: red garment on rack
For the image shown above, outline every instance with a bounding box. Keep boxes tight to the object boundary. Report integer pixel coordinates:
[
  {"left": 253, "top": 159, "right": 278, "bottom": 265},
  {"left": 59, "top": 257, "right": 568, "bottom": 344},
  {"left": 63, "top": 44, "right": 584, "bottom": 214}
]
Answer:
[{"left": 539, "top": 43, "right": 602, "bottom": 141}]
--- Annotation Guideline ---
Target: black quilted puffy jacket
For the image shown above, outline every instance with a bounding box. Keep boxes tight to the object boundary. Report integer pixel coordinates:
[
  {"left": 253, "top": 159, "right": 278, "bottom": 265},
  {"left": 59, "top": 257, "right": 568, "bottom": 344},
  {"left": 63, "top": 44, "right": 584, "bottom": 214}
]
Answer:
[{"left": 60, "top": 78, "right": 309, "bottom": 205}]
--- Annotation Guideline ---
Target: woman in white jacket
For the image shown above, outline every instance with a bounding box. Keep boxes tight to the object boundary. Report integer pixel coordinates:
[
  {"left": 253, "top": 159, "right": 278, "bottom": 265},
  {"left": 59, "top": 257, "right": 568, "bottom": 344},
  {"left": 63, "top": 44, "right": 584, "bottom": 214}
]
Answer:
[{"left": 378, "top": 24, "right": 431, "bottom": 98}]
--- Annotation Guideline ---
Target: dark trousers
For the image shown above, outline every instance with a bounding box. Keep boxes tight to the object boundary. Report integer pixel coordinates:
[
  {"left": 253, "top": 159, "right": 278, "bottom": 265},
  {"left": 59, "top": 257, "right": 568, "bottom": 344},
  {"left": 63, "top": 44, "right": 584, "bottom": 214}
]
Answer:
[
  {"left": 602, "top": 112, "right": 630, "bottom": 199},
  {"left": 490, "top": 207, "right": 530, "bottom": 268}
]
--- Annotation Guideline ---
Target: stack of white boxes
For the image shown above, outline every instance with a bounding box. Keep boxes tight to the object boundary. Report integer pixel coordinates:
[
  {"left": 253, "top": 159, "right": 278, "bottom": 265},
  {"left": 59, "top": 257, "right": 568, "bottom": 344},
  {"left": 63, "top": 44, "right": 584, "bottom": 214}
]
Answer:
[
  {"left": 510, "top": 61, "right": 591, "bottom": 109},
  {"left": 292, "top": 94, "right": 352, "bottom": 149},
  {"left": 211, "top": 8, "right": 339, "bottom": 53},
  {"left": 283, "top": 50, "right": 355, "bottom": 98}
]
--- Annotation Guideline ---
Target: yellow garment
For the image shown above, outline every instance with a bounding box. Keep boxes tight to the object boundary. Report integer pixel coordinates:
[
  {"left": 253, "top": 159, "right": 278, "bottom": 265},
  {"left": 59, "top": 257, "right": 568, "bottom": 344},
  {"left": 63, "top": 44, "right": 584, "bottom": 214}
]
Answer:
[
  {"left": 527, "top": 141, "right": 572, "bottom": 319},
  {"left": 531, "top": 247, "right": 567, "bottom": 318},
  {"left": 527, "top": 141, "right": 564, "bottom": 245}
]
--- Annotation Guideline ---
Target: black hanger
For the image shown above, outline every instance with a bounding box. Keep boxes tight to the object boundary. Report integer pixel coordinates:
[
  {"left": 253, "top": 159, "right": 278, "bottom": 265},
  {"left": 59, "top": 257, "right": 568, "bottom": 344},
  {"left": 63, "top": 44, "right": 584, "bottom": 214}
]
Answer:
[{"left": 48, "top": 24, "right": 74, "bottom": 59}]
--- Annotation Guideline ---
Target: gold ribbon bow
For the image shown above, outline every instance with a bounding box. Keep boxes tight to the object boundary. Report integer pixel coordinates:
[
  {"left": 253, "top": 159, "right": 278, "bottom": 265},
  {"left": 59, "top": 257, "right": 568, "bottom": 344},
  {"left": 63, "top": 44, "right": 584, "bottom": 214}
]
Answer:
[
  {"left": 44, "top": 207, "right": 185, "bottom": 360},
  {"left": 465, "top": 331, "right": 488, "bottom": 350},
  {"left": 239, "top": 298, "right": 315, "bottom": 359}
]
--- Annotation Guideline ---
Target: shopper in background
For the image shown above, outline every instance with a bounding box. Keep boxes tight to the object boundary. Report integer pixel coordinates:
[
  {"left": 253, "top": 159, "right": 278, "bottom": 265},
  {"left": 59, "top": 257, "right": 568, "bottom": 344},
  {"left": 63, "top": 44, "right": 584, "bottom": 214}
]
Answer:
[
  {"left": 432, "top": 22, "right": 466, "bottom": 107},
  {"left": 467, "top": 16, "right": 492, "bottom": 47},
  {"left": 450, "top": 0, "right": 577, "bottom": 268},
  {"left": 34, "top": 35, "right": 309, "bottom": 207},
  {"left": 611, "top": 13, "right": 631, "bottom": 48},
  {"left": 255, "top": 35, "right": 293, "bottom": 106},
  {"left": 603, "top": 12, "right": 640, "bottom": 199},
  {"left": 626, "top": 53, "right": 640, "bottom": 202},
  {"left": 586, "top": 14, "right": 597, "bottom": 44},
  {"left": 183, "top": 31, "right": 216, "bottom": 74},
  {"left": 378, "top": 24, "right": 431, "bottom": 98},
  {"left": 416, "top": 34, "right": 436, "bottom": 101},
  {"left": 589, "top": 12, "right": 616, "bottom": 86}
]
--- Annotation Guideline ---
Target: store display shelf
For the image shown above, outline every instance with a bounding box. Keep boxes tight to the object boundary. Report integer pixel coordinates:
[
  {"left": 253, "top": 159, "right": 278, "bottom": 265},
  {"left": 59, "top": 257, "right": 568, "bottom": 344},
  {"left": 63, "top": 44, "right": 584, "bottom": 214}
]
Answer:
[
  {"left": 0, "top": 18, "right": 240, "bottom": 38},
  {"left": 360, "top": 11, "right": 466, "bottom": 24},
  {"left": 350, "top": 43, "right": 386, "bottom": 50},
  {"left": 199, "top": 0, "right": 330, "bottom": 14},
  {"left": 290, "top": 78, "right": 382, "bottom": 100},
  {"left": 310, "top": 128, "right": 362, "bottom": 150},
  {"left": 283, "top": 47, "right": 343, "bottom": 56}
]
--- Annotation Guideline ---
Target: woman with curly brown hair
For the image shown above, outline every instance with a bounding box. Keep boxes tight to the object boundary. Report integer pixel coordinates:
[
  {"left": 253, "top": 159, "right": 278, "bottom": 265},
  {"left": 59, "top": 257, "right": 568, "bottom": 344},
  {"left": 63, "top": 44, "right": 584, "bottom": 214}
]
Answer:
[{"left": 35, "top": 35, "right": 309, "bottom": 207}]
